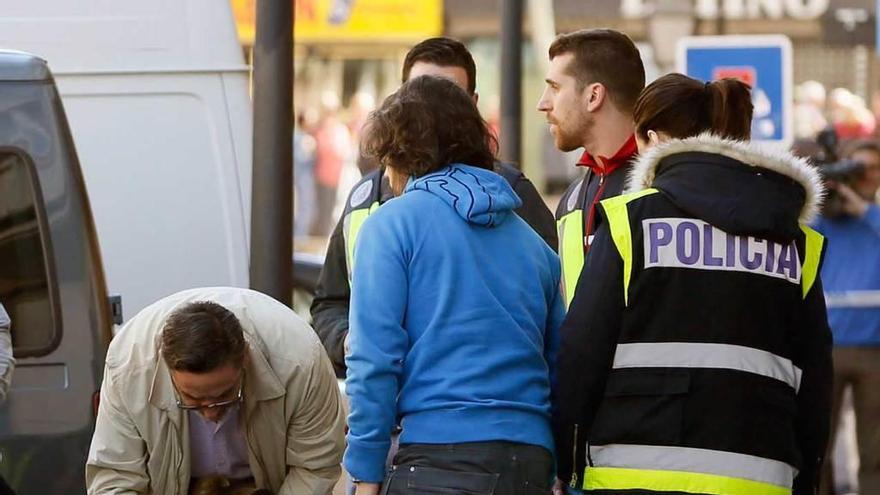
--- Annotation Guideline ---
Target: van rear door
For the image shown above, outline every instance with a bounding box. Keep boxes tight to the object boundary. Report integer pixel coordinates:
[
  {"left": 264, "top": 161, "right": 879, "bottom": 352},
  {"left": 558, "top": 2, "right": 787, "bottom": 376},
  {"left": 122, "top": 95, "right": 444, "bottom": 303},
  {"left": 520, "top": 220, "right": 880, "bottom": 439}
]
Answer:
[{"left": 0, "top": 51, "right": 111, "bottom": 495}]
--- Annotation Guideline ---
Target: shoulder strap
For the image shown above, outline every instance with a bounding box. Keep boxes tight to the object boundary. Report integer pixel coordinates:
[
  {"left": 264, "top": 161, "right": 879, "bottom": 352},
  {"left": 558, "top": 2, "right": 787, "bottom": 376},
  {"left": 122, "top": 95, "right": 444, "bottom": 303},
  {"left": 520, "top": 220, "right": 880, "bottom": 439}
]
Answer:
[
  {"left": 800, "top": 225, "right": 825, "bottom": 299},
  {"left": 495, "top": 161, "right": 524, "bottom": 188},
  {"left": 600, "top": 188, "right": 660, "bottom": 306}
]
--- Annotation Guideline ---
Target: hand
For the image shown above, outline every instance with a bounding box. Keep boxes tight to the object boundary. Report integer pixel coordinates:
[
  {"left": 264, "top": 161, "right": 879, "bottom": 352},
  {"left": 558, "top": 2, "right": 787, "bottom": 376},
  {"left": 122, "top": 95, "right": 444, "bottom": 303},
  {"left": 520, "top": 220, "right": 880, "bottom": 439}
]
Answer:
[
  {"left": 831, "top": 181, "right": 870, "bottom": 217},
  {"left": 552, "top": 478, "right": 568, "bottom": 495},
  {"left": 354, "top": 482, "right": 380, "bottom": 495}
]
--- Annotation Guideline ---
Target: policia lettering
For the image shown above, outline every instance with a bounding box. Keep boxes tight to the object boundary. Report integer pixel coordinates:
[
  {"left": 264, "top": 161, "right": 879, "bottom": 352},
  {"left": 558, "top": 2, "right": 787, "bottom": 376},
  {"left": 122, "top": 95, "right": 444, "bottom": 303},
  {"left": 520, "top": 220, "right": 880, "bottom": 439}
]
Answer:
[
  {"left": 573, "top": 189, "right": 825, "bottom": 495},
  {"left": 603, "top": 189, "right": 823, "bottom": 305},
  {"left": 644, "top": 218, "right": 802, "bottom": 284}
]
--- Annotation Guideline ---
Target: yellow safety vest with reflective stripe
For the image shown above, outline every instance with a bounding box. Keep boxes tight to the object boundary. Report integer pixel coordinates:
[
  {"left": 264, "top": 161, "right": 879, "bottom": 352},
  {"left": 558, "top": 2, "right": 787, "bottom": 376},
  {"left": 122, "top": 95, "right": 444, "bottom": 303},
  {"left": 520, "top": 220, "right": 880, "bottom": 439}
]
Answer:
[
  {"left": 342, "top": 201, "right": 380, "bottom": 281},
  {"left": 579, "top": 189, "right": 826, "bottom": 495},
  {"left": 556, "top": 166, "right": 629, "bottom": 308},
  {"left": 557, "top": 208, "right": 585, "bottom": 308}
]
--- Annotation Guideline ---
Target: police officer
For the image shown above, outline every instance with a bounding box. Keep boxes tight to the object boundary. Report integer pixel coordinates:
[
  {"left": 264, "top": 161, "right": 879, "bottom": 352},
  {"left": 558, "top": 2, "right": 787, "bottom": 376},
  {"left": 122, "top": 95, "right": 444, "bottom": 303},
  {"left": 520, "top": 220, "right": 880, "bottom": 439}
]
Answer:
[
  {"left": 311, "top": 37, "right": 557, "bottom": 377},
  {"left": 537, "top": 29, "right": 645, "bottom": 308},
  {"left": 553, "top": 74, "right": 833, "bottom": 495}
]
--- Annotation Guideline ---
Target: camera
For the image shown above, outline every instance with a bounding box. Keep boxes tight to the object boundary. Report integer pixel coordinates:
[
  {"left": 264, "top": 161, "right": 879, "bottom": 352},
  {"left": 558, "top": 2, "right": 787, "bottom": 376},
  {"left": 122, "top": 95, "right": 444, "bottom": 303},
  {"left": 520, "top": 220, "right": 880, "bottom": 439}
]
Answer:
[{"left": 811, "top": 128, "right": 865, "bottom": 218}]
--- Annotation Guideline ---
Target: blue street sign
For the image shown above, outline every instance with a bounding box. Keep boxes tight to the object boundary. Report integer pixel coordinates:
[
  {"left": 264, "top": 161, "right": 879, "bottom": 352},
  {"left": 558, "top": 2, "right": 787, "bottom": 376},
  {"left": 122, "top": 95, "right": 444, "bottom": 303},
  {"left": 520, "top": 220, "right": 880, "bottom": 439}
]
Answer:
[{"left": 676, "top": 35, "right": 793, "bottom": 149}]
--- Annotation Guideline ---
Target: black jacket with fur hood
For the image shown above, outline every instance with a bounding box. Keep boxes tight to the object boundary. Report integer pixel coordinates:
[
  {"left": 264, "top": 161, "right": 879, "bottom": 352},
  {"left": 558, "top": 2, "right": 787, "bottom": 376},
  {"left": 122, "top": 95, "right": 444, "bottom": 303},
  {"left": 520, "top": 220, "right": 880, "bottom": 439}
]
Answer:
[{"left": 553, "top": 134, "right": 833, "bottom": 495}]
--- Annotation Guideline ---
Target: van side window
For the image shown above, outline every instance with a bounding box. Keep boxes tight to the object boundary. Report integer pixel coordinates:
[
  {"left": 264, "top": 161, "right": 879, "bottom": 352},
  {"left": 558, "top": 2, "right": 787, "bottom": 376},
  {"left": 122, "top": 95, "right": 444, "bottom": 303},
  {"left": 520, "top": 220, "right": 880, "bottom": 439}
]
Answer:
[{"left": 0, "top": 150, "right": 60, "bottom": 357}]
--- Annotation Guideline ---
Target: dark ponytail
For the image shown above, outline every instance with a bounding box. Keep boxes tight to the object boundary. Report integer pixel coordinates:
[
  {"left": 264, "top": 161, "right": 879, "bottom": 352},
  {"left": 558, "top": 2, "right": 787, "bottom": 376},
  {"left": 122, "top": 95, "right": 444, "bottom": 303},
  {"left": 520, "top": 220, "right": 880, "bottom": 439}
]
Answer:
[
  {"left": 705, "top": 78, "right": 753, "bottom": 140},
  {"left": 633, "top": 73, "right": 753, "bottom": 142}
]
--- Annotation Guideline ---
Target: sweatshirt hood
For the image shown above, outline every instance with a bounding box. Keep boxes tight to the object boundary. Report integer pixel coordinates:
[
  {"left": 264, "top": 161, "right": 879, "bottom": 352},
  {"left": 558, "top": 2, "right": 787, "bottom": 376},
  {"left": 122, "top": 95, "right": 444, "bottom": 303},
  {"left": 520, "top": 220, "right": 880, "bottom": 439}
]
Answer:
[
  {"left": 405, "top": 163, "right": 522, "bottom": 227},
  {"left": 625, "top": 133, "right": 825, "bottom": 241}
]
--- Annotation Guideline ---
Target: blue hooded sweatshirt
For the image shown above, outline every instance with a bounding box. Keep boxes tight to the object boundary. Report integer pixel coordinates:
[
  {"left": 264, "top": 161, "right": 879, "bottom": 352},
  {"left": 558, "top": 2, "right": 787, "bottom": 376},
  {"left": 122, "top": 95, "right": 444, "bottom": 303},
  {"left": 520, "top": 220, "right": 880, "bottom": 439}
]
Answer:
[
  {"left": 813, "top": 204, "right": 880, "bottom": 346},
  {"left": 344, "top": 164, "right": 565, "bottom": 483}
]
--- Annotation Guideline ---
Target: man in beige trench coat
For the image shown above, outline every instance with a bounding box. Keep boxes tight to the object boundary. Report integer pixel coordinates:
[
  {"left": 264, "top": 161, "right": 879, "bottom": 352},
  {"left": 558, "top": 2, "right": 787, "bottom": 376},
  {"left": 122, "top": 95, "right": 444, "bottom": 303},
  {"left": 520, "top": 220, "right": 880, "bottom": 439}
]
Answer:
[{"left": 86, "top": 287, "right": 346, "bottom": 495}]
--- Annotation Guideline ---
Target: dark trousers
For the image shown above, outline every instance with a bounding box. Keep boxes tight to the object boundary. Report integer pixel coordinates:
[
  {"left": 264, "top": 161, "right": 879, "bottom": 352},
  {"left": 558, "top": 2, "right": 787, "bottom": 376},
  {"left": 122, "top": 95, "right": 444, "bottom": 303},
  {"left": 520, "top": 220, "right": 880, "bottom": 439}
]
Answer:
[
  {"left": 820, "top": 346, "right": 880, "bottom": 495},
  {"left": 380, "top": 441, "right": 553, "bottom": 495}
]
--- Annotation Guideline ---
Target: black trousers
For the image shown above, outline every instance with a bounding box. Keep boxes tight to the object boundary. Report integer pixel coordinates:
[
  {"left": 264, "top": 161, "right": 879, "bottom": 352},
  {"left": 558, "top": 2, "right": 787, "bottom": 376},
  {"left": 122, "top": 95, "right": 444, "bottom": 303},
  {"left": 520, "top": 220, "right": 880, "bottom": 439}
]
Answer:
[{"left": 381, "top": 441, "right": 553, "bottom": 495}]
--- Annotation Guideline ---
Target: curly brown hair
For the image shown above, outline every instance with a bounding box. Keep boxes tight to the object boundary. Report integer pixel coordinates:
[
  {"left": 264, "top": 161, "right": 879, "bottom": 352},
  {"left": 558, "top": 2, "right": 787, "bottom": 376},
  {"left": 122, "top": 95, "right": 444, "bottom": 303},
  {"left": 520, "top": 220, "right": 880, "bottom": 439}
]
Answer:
[{"left": 361, "top": 75, "right": 496, "bottom": 178}]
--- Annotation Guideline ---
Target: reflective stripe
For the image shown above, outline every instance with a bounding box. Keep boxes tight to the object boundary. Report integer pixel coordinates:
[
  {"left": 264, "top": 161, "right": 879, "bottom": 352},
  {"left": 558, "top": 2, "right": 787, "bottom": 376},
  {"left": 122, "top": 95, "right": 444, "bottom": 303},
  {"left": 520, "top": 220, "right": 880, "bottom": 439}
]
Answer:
[
  {"left": 600, "top": 188, "right": 659, "bottom": 306},
  {"left": 825, "top": 290, "right": 880, "bottom": 308},
  {"left": 583, "top": 467, "right": 791, "bottom": 495},
  {"left": 557, "top": 209, "right": 584, "bottom": 308},
  {"left": 342, "top": 212, "right": 353, "bottom": 278},
  {"left": 613, "top": 342, "right": 802, "bottom": 391},
  {"left": 342, "top": 202, "right": 380, "bottom": 281},
  {"left": 590, "top": 444, "right": 796, "bottom": 488},
  {"left": 801, "top": 225, "right": 824, "bottom": 299}
]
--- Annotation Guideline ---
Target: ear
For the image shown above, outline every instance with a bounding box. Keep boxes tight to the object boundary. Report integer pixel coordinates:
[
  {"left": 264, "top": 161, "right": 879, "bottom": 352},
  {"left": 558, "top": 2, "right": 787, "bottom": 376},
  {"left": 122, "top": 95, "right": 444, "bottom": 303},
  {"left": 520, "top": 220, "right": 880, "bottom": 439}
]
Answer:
[
  {"left": 647, "top": 130, "right": 662, "bottom": 146},
  {"left": 586, "top": 83, "right": 607, "bottom": 112}
]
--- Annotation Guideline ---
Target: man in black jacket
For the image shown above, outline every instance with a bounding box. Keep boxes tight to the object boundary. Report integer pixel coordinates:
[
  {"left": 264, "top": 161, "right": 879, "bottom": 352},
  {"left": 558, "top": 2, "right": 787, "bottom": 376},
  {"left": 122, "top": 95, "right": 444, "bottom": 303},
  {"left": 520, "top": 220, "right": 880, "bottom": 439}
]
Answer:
[
  {"left": 537, "top": 29, "right": 645, "bottom": 309},
  {"left": 311, "top": 37, "right": 557, "bottom": 377}
]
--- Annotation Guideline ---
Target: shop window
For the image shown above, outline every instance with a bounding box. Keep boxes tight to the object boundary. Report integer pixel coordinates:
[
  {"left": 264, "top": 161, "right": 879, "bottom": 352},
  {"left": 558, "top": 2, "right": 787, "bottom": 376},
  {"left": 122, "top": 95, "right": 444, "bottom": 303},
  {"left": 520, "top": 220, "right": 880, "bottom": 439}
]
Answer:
[{"left": 0, "top": 150, "right": 60, "bottom": 357}]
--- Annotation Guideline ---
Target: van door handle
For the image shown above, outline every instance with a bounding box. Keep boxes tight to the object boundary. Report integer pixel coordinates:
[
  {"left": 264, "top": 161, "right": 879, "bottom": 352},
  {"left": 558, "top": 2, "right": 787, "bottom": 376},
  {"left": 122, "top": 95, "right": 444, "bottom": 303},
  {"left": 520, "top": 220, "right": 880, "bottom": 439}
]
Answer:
[{"left": 109, "top": 295, "right": 123, "bottom": 325}]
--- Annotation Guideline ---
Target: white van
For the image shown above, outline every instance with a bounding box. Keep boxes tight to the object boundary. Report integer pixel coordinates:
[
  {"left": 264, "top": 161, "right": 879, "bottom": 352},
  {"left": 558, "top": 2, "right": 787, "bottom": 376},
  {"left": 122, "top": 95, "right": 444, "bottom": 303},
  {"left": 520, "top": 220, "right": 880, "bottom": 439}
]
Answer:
[
  {"left": 0, "top": 0, "right": 254, "bottom": 321},
  {"left": 0, "top": 2, "right": 254, "bottom": 493}
]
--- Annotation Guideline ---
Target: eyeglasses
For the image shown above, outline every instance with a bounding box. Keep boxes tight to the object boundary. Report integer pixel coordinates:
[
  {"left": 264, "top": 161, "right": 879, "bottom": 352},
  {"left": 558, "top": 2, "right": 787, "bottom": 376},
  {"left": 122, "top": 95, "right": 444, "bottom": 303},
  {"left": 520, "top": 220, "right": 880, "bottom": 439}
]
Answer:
[{"left": 173, "top": 373, "right": 244, "bottom": 411}]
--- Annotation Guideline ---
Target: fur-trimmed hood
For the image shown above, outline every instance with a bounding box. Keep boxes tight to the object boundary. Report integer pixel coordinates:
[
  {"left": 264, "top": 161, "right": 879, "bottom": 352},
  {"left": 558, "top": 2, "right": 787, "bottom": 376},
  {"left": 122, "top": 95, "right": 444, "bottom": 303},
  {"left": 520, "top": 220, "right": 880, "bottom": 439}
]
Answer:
[{"left": 625, "top": 133, "right": 825, "bottom": 240}]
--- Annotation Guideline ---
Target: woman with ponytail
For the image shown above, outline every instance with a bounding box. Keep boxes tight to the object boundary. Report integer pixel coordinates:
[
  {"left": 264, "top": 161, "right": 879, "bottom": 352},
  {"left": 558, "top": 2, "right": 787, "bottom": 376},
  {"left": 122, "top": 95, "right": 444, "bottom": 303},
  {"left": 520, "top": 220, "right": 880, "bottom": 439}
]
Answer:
[
  {"left": 553, "top": 72, "right": 833, "bottom": 495},
  {"left": 633, "top": 74, "right": 752, "bottom": 144}
]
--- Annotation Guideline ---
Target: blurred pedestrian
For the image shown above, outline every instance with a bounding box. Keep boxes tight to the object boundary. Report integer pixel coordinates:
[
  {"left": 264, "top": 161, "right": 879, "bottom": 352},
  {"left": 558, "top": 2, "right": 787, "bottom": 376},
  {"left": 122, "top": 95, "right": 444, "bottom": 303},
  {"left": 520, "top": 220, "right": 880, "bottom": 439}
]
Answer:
[
  {"left": 86, "top": 287, "right": 346, "bottom": 495},
  {"left": 293, "top": 108, "right": 318, "bottom": 239},
  {"left": 829, "top": 88, "right": 876, "bottom": 141},
  {"left": 311, "top": 91, "right": 352, "bottom": 237},
  {"left": 332, "top": 93, "right": 374, "bottom": 219},
  {"left": 347, "top": 91, "right": 379, "bottom": 175},
  {"left": 813, "top": 139, "right": 880, "bottom": 495},
  {"left": 344, "top": 75, "right": 564, "bottom": 495},
  {"left": 871, "top": 90, "right": 880, "bottom": 138},
  {"left": 537, "top": 29, "right": 646, "bottom": 309},
  {"left": 553, "top": 73, "right": 832, "bottom": 495},
  {"left": 794, "top": 80, "right": 828, "bottom": 140},
  {"left": 311, "top": 37, "right": 557, "bottom": 379}
]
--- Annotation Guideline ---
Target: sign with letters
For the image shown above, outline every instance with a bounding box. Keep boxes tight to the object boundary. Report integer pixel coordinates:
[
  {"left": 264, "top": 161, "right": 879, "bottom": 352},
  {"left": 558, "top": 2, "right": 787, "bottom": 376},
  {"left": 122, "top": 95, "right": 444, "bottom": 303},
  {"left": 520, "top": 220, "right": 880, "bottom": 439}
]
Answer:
[
  {"left": 231, "top": 0, "right": 443, "bottom": 44},
  {"left": 677, "top": 35, "right": 793, "bottom": 149}
]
